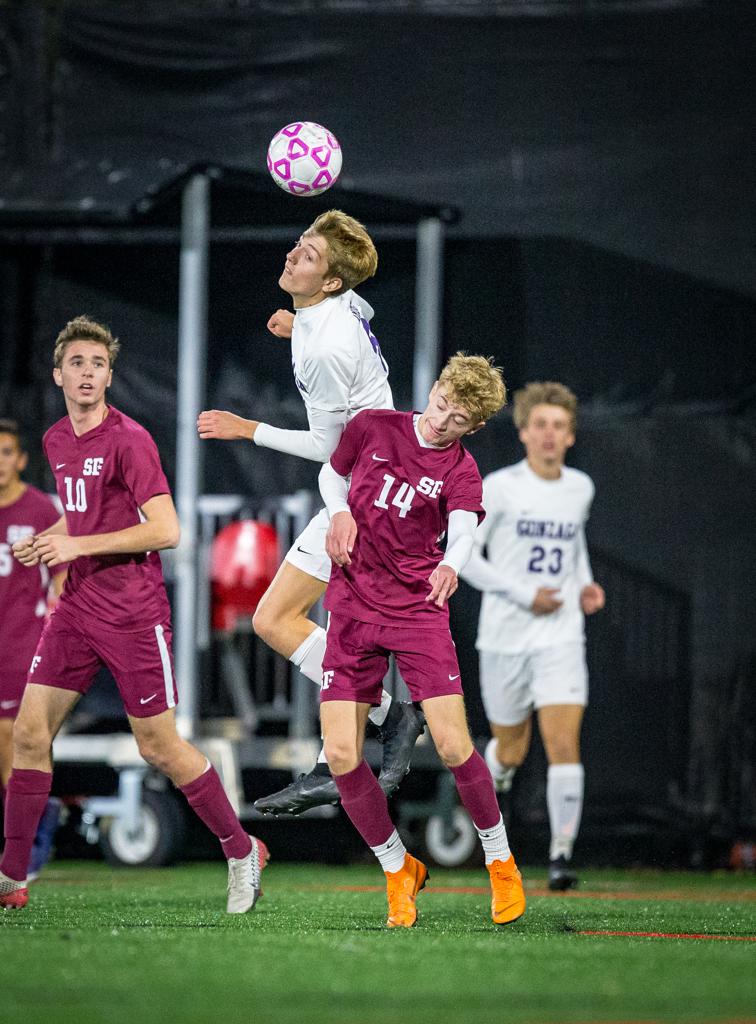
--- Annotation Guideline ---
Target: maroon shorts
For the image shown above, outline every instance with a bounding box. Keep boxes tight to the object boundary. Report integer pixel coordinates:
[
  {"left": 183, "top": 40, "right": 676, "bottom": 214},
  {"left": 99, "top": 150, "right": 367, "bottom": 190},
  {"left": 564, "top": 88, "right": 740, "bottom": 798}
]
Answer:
[
  {"left": 28, "top": 606, "right": 178, "bottom": 718},
  {"left": 0, "top": 626, "right": 46, "bottom": 719},
  {"left": 0, "top": 670, "right": 26, "bottom": 719},
  {"left": 320, "top": 614, "right": 464, "bottom": 706}
]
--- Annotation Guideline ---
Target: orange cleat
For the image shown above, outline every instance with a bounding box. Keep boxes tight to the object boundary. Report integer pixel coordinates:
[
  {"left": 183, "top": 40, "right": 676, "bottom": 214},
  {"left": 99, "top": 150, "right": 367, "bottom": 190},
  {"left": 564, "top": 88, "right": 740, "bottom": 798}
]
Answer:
[
  {"left": 487, "top": 854, "right": 526, "bottom": 925},
  {"left": 385, "top": 853, "right": 429, "bottom": 928}
]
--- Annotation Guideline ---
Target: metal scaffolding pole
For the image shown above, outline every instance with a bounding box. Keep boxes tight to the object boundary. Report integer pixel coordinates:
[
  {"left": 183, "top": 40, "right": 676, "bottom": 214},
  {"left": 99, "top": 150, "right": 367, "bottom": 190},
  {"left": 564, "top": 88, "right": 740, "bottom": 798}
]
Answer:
[
  {"left": 413, "top": 217, "right": 445, "bottom": 411},
  {"left": 174, "top": 172, "right": 210, "bottom": 738}
]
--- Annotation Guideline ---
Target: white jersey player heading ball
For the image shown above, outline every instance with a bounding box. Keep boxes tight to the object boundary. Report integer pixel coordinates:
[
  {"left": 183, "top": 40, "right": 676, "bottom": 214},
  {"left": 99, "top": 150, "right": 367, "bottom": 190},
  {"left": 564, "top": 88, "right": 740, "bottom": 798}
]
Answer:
[
  {"left": 462, "top": 381, "right": 605, "bottom": 892},
  {"left": 197, "top": 211, "right": 425, "bottom": 815}
]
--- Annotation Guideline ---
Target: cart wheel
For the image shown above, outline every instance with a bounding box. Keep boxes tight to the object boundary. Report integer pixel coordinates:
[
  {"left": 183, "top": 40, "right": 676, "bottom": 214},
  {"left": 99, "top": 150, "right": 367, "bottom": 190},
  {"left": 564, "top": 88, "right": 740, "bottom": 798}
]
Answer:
[
  {"left": 100, "top": 789, "right": 186, "bottom": 867},
  {"left": 424, "top": 806, "right": 478, "bottom": 868}
]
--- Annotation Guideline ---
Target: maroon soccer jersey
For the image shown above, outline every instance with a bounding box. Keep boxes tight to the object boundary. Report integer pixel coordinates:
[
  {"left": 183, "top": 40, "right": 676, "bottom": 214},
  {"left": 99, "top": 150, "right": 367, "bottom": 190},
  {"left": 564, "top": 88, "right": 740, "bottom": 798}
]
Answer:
[
  {"left": 324, "top": 409, "right": 484, "bottom": 627},
  {"left": 0, "top": 486, "right": 62, "bottom": 686},
  {"left": 43, "top": 406, "right": 172, "bottom": 632}
]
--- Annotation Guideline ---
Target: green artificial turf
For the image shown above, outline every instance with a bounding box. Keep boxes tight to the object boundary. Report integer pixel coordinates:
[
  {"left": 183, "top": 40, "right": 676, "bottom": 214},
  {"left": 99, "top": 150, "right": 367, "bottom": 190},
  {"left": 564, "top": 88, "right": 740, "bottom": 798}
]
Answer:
[{"left": 2, "top": 863, "right": 754, "bottom": 1024}]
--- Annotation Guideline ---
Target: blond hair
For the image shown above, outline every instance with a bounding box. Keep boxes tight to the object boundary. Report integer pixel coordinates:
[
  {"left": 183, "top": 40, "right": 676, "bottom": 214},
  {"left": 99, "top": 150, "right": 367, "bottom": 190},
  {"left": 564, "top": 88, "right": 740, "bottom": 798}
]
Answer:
[
  {"left": 513, "top": 381, "right": 577, "bottom": 432},
  {"left": 54, "top": 316, "right": 120, "bottom": 368},
  {"left": 437, "top": 352, "right": 507, "bottom": 424},
  {"left": 308, "top": 210, "right": 378, "bottom": 293}
]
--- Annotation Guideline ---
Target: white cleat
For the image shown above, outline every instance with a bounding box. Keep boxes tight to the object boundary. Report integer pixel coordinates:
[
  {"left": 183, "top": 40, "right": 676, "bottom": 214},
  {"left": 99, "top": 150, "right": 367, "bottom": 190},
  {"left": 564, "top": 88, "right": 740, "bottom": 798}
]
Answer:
[{"left": 226, "top": 836, "right": 270, "bottom": 914}]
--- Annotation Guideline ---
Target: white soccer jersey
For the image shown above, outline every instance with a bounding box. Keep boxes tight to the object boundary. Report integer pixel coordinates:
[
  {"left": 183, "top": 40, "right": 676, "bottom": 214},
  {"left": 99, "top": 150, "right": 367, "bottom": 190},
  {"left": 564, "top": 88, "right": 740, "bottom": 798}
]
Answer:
[
  {"left": 254, "top": 290, "right": 393, "bottom": 462},
  {"left": 462, "top": 459, "right": 595, "bottom": 653}
]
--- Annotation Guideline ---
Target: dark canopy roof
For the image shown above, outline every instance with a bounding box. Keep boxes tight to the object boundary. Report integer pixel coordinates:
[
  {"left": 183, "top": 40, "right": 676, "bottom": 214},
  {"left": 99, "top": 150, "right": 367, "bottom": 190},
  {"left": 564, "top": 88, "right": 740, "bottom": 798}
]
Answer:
[{"left": 0, "top": 160, "right": 459, "bottom": 235}]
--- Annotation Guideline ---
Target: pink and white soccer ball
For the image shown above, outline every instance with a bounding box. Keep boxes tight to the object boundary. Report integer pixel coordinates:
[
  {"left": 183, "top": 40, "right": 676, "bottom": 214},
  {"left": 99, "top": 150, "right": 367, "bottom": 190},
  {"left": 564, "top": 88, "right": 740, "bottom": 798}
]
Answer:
[{"left": 266, "top": 122, "right": 342, "bottom": 196}]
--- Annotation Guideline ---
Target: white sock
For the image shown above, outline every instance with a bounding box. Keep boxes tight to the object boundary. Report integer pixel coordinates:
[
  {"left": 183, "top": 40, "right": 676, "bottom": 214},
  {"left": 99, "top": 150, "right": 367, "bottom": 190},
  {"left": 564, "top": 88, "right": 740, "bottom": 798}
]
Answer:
[
  {"left": 371, "top": 828, "right": 407, "bottom": 874},
  {"left": 484, "top": 737, "right": 516, "bottom": 793},
  {"left": 289, "top": 627, "right": 327, "bottom": 685},
  {"left": 367, "top": 690, "right": 392, "bottom": 727},
  {"left": 547, "top": 763, "right": 584, "bottom": 861},
  {"left": 477, "top": 814, "right": 511, "bottom": 865}
]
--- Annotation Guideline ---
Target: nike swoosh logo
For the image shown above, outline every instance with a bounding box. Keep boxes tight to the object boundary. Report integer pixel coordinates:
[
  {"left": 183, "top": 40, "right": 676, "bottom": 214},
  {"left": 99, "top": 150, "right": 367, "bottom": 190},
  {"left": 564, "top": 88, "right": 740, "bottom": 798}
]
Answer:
[
  {"left": 296, "top": 545, "right": 312, "bottom": 555},
  {"left": 140, "top": 693, "right": 158, "bottom": 705},
  {"left": 371, "top": 453, "right": 388, "bottom": 461},
  {"left": 56, "top": 463, "right": 66, "bottom": 469},
  {"left": 0, "top": 700, "right": 19, "bottom": 710},
  {"left": 448, "top": 674, "right": 460, "bottom": 681}
]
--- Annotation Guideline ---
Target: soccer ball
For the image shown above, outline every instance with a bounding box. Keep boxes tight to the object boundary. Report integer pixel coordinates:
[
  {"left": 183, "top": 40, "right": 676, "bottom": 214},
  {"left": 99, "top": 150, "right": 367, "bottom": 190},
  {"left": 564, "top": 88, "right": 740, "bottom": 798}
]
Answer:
[{"left": 266, "top": 122, "right": 342, "bottom": 196}]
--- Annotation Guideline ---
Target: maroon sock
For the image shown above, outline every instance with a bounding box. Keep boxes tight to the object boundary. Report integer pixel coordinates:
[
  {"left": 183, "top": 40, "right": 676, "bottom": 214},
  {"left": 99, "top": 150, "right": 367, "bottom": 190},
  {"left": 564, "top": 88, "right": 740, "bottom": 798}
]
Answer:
[
  {"left": 333, "top": 760, "right": 394, "bottom": 848},
  {"left": 449, "top": 750, "right": 501, "bottom": 831},
  {"left": 1, "top": 768, "right": 53, "bottom": 881},
  {"left": 180, "top": 765, "right": 251, "bottom": 861}
]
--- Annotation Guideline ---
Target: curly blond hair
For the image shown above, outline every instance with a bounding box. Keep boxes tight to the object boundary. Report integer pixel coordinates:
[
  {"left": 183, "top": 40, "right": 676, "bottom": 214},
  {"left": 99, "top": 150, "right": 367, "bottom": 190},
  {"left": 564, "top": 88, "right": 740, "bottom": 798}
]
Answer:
[{"left": 437, "top": 352, "right": 507, "bottom": 424}]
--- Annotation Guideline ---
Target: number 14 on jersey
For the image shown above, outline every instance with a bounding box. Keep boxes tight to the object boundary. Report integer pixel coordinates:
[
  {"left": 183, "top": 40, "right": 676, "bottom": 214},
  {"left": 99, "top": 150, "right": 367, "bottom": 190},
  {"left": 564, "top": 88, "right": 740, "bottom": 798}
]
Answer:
[{"left": 373, "top": 473, "right": 443, "bottom": 519}]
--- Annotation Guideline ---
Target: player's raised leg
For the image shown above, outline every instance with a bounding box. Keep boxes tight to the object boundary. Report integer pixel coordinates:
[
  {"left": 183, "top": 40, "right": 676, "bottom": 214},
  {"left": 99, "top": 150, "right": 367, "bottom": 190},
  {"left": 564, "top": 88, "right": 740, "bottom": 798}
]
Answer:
[
  {"left": 422, "top": 693, "right": 525, "bottom": 925},
  {"left": 539, "top": 703, "right": 584, "bottom": 891},
  {"left": 0, "top": 683, "right": 77, "bottom": 909}
]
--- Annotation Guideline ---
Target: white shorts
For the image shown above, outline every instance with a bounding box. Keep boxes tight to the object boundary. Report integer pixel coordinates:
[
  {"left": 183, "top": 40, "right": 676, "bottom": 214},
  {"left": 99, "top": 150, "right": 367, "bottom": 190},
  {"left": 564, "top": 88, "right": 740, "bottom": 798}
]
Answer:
[
  {"left": 284, "top": 507, "right": 332, "bottom": 583},
  {"left": 479, "top": 642, "right": 588, "bottom": 726}
]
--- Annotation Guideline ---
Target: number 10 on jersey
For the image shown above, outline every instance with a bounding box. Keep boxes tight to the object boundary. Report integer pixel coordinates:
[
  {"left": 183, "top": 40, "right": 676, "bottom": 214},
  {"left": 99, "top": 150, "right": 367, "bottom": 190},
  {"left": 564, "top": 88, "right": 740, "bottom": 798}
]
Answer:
[{"left": 63, "top": 476, "right": 88, "bottom": 512}]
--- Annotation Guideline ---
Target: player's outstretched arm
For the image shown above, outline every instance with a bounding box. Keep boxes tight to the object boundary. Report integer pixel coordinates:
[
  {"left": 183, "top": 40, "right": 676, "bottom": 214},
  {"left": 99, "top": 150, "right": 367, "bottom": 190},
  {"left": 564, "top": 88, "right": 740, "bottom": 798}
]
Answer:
[
  {"left": 31, "top": 494, "right": 180, "bottom": 567},
  {"left": 197, "top": 409, "right": 259, "bottom": 441}
]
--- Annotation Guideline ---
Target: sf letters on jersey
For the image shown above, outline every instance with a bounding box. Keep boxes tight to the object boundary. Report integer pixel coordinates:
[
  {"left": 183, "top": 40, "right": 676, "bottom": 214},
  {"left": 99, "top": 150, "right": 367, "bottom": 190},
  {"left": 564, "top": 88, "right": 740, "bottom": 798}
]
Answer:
[
  {"left": 83, "top": 457, "right": 104, "bottom": 476},
  {"left": 417, "top": 476, "right": 443, "bottom": 498}
]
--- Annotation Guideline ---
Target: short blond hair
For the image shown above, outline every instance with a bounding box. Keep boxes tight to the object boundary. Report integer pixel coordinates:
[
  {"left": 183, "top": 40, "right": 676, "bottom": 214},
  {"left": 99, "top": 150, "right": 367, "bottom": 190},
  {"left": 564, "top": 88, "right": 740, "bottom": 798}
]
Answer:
[
  {"left": 513, "top": 381, "right": 577, "bottom": 432},
  {"left": 308, "top": 210, "right": 378, "bottom": 293},
  {"left": 437, "top": 352, "right": 507, "bottom": 424},
  {"left": 54, "top": 316, "right": 120, "bottom": 368}
]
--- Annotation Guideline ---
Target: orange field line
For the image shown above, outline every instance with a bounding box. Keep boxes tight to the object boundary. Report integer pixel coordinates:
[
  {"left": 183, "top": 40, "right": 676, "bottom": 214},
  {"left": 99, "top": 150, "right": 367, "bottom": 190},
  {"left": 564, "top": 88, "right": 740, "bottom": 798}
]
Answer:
[{"left": 578, "top": 929, "right": 756, "bottom": 942}]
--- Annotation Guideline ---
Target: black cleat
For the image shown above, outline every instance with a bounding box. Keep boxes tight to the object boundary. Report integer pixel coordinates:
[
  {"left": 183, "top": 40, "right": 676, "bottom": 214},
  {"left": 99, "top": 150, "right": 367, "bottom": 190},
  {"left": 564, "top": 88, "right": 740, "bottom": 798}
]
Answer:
[
  {"left": 254, "top": 763, "right": 339, "bottom": 816},
  {"left": 548, "top": 856, "right": 579, "bottom": 892},
  {"left": 377, "top": 701, "right": 426, "bottom": 796}
]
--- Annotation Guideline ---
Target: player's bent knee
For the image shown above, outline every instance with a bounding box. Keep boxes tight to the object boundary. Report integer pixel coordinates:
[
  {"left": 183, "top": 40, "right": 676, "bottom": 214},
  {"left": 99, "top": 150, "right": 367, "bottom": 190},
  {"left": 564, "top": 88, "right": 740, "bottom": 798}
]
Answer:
[
  {"left": 251, "top": 604, "right": 283, "bottom": 648},
  {"left": 322, "top": 740, "right": 359, "bottom": 776},
  {"left": 251, "top": 604, "right": 271, "bottom": 642},
  {"left": 434, "top": 735, "right": 473, "bottom": 768},
  {"left": 134, "top": 738, "right": 171, "bottom": 774},
  {"left": 12, "top": 718, "right": 52, "bottom": 760}
]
